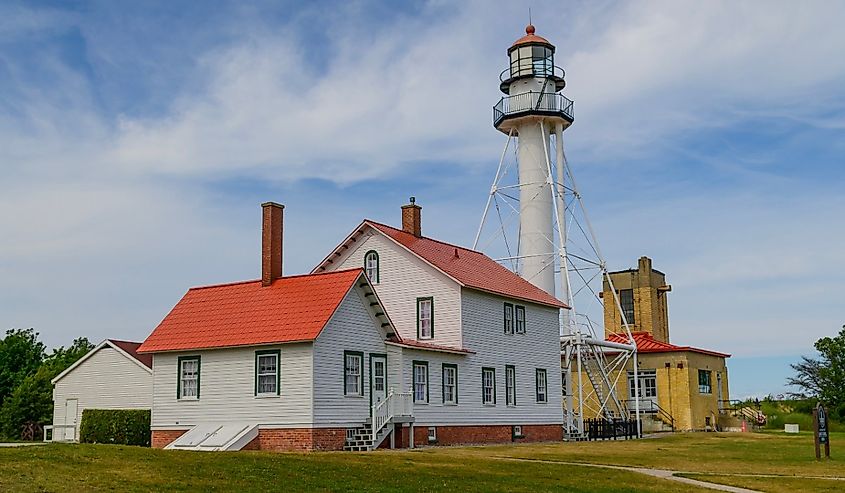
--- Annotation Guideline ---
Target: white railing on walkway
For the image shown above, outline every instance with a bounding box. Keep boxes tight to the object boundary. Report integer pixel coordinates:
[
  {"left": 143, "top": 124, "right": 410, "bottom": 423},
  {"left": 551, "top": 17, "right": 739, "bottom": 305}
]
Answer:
[
  {"left": 371, "top": 388, "right": 413, "bottom": 444},
  {"left": 43, "top": 424, "right": 77, "bottom": 442}
]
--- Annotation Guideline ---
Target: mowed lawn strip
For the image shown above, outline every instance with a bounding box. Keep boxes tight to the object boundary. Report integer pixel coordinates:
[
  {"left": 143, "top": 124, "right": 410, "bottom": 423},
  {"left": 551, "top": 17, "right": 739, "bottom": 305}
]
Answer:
[
  {"left": 436, "top": 432, "right": 845, "bottom": 478},
  {"left": 680, "top": 474, "right": 845, "bottom": 493},
  {"left": 0, "top": 443, "right": 713, "bottom": 493}
]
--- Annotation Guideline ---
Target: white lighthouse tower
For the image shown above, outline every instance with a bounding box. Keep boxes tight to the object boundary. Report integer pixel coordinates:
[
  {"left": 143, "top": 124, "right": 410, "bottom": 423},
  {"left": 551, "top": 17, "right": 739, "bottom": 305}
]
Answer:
[{"left": 491, "top": 24, "right": 573, "bottom": 296}]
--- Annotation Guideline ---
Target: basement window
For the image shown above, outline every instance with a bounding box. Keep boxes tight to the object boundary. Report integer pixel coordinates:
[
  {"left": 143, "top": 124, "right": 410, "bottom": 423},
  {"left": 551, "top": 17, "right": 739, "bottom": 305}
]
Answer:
[
  {"left": 428, "top": 427, "right": 437, "bottom": 442},
  {"left": 512, "top": 425, "right": 524, "bottom": 439}
]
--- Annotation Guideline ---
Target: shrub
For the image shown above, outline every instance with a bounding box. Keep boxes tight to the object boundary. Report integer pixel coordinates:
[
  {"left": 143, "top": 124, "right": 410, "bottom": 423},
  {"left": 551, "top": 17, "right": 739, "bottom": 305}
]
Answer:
[{"left": 79, "top": 409, "right": 151, "bottom": 446}]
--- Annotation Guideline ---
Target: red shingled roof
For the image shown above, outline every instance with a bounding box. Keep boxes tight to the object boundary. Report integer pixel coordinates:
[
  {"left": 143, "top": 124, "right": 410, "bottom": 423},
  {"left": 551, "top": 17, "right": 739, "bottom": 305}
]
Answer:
[
  {"left": 607, "top": 332, "right": 730, "bottom": 358},
  {"left": 367, "top": 221, "right": 567, "bottom": 309},
  {"left": 108, "top": 340, "right": 152, "bottom": 368},
  {"left": 138, "top": 269, "right": 364, "bottom": 353}
]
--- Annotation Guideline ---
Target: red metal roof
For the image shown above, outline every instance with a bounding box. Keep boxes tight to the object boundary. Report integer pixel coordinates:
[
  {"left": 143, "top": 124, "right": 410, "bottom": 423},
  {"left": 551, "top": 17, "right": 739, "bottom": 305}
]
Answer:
[
  {"left": 606, "top": 331, "right": 731, "bottom": 358},
  {"left": 108, "top": 340, "right": 152, "bottom": 368},
  {"left": 138, "top": 269, "right": 364, "bottom": 353},
  {"left": 367, "top": 221, "right": 567, "bottom": 309},
  {"left": 511, "top": 24, "right": 553, "bottom": 48},
  {"left": 386, "top": 338, "right": 475, "bottom": 355}
]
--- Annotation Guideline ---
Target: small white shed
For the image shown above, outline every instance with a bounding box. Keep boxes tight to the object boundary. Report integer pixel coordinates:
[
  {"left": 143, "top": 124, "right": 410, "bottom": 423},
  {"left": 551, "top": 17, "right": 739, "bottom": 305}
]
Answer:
[{"left": 48, "top": 339, "right": 152, "bottom": 442}]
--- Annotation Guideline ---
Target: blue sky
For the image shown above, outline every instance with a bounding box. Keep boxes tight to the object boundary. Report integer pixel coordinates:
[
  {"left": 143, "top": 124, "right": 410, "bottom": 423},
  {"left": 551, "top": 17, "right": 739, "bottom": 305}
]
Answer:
[{"left": 2, "top": 0, "right": 844, "bottom": 399}]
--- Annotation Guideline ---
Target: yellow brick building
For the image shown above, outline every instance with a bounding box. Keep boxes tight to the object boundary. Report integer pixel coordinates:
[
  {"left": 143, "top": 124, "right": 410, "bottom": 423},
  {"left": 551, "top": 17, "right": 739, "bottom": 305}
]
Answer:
[{"left": 577, "top": 257, "right": 731, "bottom": 431}]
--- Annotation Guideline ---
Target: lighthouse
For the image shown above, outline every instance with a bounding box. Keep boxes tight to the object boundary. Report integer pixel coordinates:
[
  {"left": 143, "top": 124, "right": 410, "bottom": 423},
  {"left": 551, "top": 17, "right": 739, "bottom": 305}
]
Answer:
[{"left": 492, "top": 25, "right": 574, "bottom": 297}]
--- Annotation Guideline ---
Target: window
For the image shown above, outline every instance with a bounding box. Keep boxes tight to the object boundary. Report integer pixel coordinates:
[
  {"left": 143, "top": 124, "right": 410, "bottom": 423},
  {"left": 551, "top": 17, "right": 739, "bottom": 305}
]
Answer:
[
  {"left": 505, "top": 365, "right": 516, "bottom": 406},
  {"left": 178, "top": 356, "right": 200, "bottom": 399},
  {"left": 442, "top": 364, "right": 458, "bottom": 405},
  {"left": 413, "top": 361, "right": 429, "bottom": 403},
  {"left": 344, "top": 351, "right": 363, "bottom": 396},
  {"left": 503, "top": 303, "right": 514, "bottom": 334},
  {"left": 515, "top": 305, "right": 526, "bottom": 334},
  {"left": 255, "top": 350, "right": 280, "bottom": 396},
  {"left": 536, "top": 368, "right": 548, "bottom": 403},
  {"left": 482, "top": 367, "right": 496, "bottom": 405},
  {"left": 698, "top": 370, "right": 712, "bottom": 394},
  {"left": 619, "top": 289, "right": 635, "bottom": 325},
  {"left": 417, "top": 297, "right": 434, "bottom": 339},
  {"left": 512, "top": 425, "right": 524, "bottom": 439},
  {"left": 427, "top": 427, "right": 437, "bottom": 442},
  {"left": 628, "top": 370, "right": 657, "bottom": 399},
  {"left": 364, "top": 250, "right": 379, "bottom": 283}
]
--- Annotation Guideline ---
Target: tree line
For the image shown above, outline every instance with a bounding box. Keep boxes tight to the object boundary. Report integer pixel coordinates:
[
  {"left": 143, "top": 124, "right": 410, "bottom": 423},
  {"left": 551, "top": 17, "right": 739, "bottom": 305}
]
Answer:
[
  {"left": 0, "top": 328, "right": 93, "bottom": 440},
  {"left": 787, "top": 325, "right": 845, "bottom": 420}
]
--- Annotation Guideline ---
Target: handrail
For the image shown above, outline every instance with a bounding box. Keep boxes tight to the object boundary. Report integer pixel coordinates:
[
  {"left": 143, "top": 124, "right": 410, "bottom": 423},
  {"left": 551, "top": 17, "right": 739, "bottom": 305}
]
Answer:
[
  {"left": 371, "top": 389, "right": 413, "bottom": 444},
  {"left": 626, "top": 399, "right": 674, "bottom": 431},
  {"left": 500, "top": 65, "right": 566, "bottom": 83},
  {"left": 493, "top": 91, "right": 574, "bottom": 127}
]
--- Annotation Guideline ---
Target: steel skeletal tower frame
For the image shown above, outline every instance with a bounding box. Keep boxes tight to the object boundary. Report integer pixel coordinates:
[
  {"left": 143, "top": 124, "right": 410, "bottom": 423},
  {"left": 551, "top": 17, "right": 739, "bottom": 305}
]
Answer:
[{"left": 476, "top": 25, "right": 641, "bottom": 439}]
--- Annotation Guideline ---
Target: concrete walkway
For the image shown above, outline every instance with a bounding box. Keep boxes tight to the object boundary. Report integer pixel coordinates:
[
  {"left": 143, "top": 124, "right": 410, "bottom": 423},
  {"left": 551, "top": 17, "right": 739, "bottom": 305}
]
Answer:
[
  {"left": 0, "top": 442, "right": 44, "bottom": 447},
  {"left": 494, "top": 456, "right": 761, "bottom": 493}
]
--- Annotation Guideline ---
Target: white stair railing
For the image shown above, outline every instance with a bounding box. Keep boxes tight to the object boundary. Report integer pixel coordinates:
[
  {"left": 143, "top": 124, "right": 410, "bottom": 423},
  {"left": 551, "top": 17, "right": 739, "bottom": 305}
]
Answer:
[{"left": 371, "top": 388, "right": 414, "bottom": 446}]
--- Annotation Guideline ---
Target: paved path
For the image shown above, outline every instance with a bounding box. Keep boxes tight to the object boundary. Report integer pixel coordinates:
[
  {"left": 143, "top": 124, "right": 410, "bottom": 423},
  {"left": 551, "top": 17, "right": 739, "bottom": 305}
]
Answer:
[
  {"left": 0, "top": 442, "right": 43, "bottom": 448},
  {"left": 494, "top": 456, "right": 761, "bottom": 493}
]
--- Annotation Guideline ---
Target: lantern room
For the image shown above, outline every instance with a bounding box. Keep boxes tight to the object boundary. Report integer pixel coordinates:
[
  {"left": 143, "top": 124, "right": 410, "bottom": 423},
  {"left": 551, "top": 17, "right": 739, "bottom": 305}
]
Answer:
[{"left": 499, "top": 25, "right": 566, "bottom": 94}]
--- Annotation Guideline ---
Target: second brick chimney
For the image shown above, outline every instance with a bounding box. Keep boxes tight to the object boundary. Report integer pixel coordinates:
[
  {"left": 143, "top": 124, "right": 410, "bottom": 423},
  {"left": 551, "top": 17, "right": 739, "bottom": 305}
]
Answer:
[
  {"left": 401, "top": 197, "right": 422, "bottom": 237},
  {"left": 261, "top": 202, "right": 284, "bottom": 286}
]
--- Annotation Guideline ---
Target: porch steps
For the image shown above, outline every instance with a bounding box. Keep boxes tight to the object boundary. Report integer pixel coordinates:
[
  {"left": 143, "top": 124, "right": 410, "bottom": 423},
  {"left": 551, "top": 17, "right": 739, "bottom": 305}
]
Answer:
[{"left": 343, "top": 422, "right": 393, "bottom": 451}]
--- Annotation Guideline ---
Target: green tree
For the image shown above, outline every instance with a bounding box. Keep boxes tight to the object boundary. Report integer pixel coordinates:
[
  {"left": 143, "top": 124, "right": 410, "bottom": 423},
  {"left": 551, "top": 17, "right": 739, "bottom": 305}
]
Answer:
[
  {"left": 0, "top": 328, "right": 45, "bottom": 407},
  {"left": 0, "top": 337, "right": 93, "bottom": 440},
  {"left": 787, "top": 325, "right": 845, "bottom": 415}
]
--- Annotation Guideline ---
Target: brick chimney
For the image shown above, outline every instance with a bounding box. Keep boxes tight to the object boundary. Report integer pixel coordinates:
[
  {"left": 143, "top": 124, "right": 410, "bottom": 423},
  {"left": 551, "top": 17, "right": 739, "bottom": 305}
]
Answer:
[
  {"left": 261, "top": 202, "right": 284, "bottom": 286},
  {"left": 401, "top": 197, "right": 422, "bottom": 237}
]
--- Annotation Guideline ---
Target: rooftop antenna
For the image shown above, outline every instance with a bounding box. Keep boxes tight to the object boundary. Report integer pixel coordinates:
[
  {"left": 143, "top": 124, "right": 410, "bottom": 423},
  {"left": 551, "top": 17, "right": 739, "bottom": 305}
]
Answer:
[{"left": 528, "top": 7, "right": 532, "bottom": 25}]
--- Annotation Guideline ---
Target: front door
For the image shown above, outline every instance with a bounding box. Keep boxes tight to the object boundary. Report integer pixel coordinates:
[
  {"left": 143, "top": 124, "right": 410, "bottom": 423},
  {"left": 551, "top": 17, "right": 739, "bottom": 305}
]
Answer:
[
  {"left": 370, "top": 354, "right": 387, "bottom": 407},
  {"left": 628, "top": 370, "right": 657, "bottom": 411},
  {"left": 64, "top": 399, "right": 78, "bottom": 441}
]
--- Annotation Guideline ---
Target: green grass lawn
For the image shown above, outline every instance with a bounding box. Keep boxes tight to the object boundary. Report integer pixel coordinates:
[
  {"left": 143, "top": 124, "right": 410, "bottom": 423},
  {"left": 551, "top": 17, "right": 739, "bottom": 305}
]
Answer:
[{"left": 0, "top": 432, "right": 842, "bottom": 492}]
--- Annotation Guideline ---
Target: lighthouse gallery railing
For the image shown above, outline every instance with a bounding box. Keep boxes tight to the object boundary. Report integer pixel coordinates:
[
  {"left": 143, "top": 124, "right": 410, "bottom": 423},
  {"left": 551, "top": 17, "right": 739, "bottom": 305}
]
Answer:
[{"left": 493, "top": 91, "right": 574, "bottom": 127}]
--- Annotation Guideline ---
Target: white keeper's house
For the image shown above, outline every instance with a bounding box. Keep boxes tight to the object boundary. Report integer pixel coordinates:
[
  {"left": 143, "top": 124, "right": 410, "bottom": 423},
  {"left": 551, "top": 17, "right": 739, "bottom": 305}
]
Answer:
[{"left": 138, "top": 200, "right": 567, "bottom": 451}]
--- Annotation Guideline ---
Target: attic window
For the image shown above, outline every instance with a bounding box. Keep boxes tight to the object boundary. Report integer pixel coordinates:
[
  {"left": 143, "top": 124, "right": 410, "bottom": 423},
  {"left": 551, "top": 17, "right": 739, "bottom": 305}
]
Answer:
[{"left": 364, "top": 250, "right": 379, "bottom": 283}]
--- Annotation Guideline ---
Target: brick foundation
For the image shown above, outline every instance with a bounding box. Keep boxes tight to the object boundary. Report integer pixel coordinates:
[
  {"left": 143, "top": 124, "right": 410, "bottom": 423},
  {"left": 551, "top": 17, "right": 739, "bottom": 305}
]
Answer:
[
  {"left": 410, "top": 424, "right": 562, "bottom": 447},
  {"left": 152, "top": 429, "right": 188, "bottom": 448},
  {"left": 152, "top": 428, "right": 346, "bottom": 452}
]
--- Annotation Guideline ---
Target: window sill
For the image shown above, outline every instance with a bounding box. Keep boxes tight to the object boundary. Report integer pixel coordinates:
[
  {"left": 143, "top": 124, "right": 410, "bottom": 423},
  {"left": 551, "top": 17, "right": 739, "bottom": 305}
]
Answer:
[
  {"left": 443, "top": 402, "right": 458, "bottom": 406},
  {"left": 507, "top": 404, "right": 517, "bottom": 408},
  {"left": 414, "top": 401, "right": 429, "bottom": 406},
  {"left": 483, "top": 403, "right": 496, "bottom": 407},
  {"left": 254, "top": 394, "right": 280, "bottom": 399},
  {"left": 178, "top": 397, "right": 199, "bottom": 402},
  {"left": 536, "top": 400, "right": 549, "bottom": 405},
  {"left": 344, "top": 394, "right": 364, "bottom": 399}
]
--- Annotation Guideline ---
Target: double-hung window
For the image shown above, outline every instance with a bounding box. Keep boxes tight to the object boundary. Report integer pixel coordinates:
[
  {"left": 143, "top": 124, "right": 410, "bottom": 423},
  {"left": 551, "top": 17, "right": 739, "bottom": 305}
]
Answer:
[
  {"left": 505, "top": 365, "right": 516, "bottom": 406},
  {"left": 364, "top": 250, "right": 379, "bottom": 283},
  {"left": 503, "top": 303, "right": 514, "bottom": 334},
  {"left": 515, "top": 305, "right": 526, "bottom": 334},
  {"left": 442, "top": 364, "right": 458, "bottom": 405},
  {"left": 698, "top": 370, "right": 712, "bottom": 394},
  {"left": 344, "top": 351, "right": 363, "bottom": 396},
  {"left": 620, "top": 289, "right": 635, "bottom": 325},
  {"left": 417, "top": 297, "right": 434, "bottom": 339},
  {"left": 482, "top": 367, "right": 496, "bottom": 405},
  {"left": 536, "top": 368, "right": 548, "bottom": 403},
  {"left": 178, "top": 356, "right": 200, "bottom": 399},
  {"left": 413, "top": 361, "right": 429, "bottom": 403},
  {"left": 255, "top": 350, "right": 280, "bottom": 396}
]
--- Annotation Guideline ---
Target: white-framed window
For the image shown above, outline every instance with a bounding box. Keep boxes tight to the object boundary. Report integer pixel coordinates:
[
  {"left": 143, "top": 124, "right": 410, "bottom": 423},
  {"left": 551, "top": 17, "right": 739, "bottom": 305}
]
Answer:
[
  {"left": 428, "top": 426, "right": 437, "bottom": 442},
  {"left": 344, "top": 351, "right": 363, "bottom": 396},
  {"left": 255, "top": 350, "right": 280, "bottom": 396},
  {"left": 417, "top": 297, "right": 433, "bottom": 339},
  {"left": 512, "top": 425, "right": 524, "bottom": 438},
  {"left": 536, "top": 368, "right": 548, "bottom": 403},
  {"left": 364, "top": 250, "right": 379, "bottom": 283},
  {"left": 413, "top": 361, "right": 429, "bottom": 403},
  {"left": 504, "top": 303, "right": 514, "bottom": 334},
  {"left": 482, "top": 367, "right": 496, "bottom": 405},
  {"left": 178, "top": 356, "right": 200, "bottom": 399},
  {"left": 442, "top": 364, "right": 457, "bottom": 404},
  {"left": 505, "top": 365, "right": 516, "bottom": 406},
  {"left": 515, "top": 305, "right": 526, "bottom": 334}
]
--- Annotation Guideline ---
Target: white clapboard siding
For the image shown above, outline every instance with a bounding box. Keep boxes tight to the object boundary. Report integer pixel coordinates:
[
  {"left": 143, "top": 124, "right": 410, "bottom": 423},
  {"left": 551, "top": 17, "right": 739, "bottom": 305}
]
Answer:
[
  {"left": 150, "top": 342, "right": 314, "bottom": 429},
  {"left": 52, "top": 347, "right": 152, "bottom": 440},
  {"left": 327, "top": 227, "right": 463, "bottom": 348},
  {"left": 312, "top": 287, "right": 390, "bottom": 427},
  {"left": 400, "top": 288, "right": 563, "bottom": 426}
]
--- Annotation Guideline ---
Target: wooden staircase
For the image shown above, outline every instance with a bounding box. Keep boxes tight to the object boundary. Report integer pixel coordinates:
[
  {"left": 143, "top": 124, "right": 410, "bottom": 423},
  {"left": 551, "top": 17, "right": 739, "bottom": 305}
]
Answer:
[{"left": 343, "top": 389, "right": 413, "bottom": 452}]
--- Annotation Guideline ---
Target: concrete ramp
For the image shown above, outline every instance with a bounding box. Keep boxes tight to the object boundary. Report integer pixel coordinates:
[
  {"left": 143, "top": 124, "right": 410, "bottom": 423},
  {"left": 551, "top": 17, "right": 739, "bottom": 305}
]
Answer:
[{"left": 166, "top": 423, "right": 258, "bottom": 451}]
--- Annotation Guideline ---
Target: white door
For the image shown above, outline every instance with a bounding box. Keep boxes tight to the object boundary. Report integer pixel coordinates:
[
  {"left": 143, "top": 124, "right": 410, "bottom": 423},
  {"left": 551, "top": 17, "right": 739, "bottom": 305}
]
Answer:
[
  {"left": 64, "top": 399, "right": 78, "bottom": 441},
  {"left": 370, "top": 355, "right": 387, "bottom": 406},
  {"left": 628, "top": 371, "right": 657, "bottom": 411}
]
